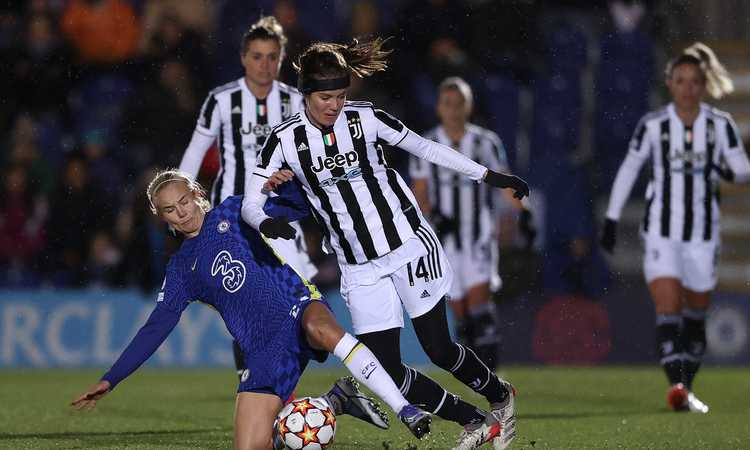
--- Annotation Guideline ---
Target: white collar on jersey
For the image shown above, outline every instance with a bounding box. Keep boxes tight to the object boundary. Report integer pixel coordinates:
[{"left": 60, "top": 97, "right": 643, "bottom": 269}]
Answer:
[{"left": 239, "top": 77, "right": 278, "bottom": 101}]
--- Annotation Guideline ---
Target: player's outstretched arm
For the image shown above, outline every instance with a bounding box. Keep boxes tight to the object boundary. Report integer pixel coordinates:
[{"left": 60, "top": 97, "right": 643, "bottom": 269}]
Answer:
[
  {"left": 71, "top": 380, "right": 111, "bottom": 411},
  {"left": 71, "top": 304, "right": 182, "bottom": 409},
  {"left": 397, "top": 130, "right": 487, "bottom": 181}
]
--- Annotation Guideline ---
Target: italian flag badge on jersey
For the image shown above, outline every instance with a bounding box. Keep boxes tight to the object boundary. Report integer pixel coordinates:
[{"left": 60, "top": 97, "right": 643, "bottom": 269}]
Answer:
[
  {"left": 323, "top": 132, "right": 335, "bottom": 146},
  {"left": 257, "top": 104, "right": 266, "bottom": 116}
]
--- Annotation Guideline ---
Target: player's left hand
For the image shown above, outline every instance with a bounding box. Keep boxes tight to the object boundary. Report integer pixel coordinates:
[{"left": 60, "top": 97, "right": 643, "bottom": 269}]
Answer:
[
  {"left": 71, "top": 380, "right": 111, "bottom": 411},
  {"left": 484, "top": 170, "right": 530, "bottom": 199},
  {"left": 263, "top": 169, "right": 295, "bottom": 193},
  {"left": 600, "top": 218, "right": 617, "bottom": 254}
]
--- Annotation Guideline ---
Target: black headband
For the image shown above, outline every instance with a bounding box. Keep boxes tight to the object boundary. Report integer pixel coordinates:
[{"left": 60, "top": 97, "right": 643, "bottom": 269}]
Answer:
[{"left": 298, "top": 75, "right": 350, "bottom": 94}]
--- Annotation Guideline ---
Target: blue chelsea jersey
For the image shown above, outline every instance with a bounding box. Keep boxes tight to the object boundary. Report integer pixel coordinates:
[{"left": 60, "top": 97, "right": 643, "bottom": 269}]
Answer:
[
  {"left": 160, "top": 196, "right": 318, "bottom": 355},
  {"left": 100, "top": 192, "right": 318, "bottom": 390}
]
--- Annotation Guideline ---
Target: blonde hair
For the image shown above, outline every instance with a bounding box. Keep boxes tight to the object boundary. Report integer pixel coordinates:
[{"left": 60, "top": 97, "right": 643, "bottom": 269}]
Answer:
[
  {"left": 146, "top": 169, "right": 210, "bottom": 215},
  {"left": 439, "top": 76, "right": 474, "bottom": 115},
  {"left": 666, "top": 42, "right": 734, "bottom": 99},
  {"left": 241, "top": 16, "right": 288, "bottom": 56}
]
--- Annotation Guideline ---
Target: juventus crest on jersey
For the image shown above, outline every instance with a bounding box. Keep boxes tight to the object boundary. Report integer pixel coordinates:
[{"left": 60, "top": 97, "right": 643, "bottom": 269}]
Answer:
[
  {"left": 254, "top": 101, "right": 424, "bottom": 265},
  {"left": 629, "top": 103, "right": 745, "bottom": 242},
  {"left": 410, "top": 124, "right": 508, "bottom": 250},
  {"left": 195, "top": 78, "right": 303, "bottom": 204}
]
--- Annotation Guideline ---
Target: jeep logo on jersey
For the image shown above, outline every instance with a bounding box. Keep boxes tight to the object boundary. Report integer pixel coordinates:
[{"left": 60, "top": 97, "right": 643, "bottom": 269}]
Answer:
[
  {"left": 311, "top": 150, "right": 359, "bottom": 173},
  {"left": 211, "top": 250, "right": 246, "bottom": 293},
  {"left": 240, "top": 122, "right": 272, "bottom": 137}
]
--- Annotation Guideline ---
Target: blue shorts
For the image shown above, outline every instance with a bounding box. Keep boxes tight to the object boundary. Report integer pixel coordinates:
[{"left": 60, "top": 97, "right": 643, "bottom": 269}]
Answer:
[{"left": 237, "top": 297, "right": 330, "bottom": 400}]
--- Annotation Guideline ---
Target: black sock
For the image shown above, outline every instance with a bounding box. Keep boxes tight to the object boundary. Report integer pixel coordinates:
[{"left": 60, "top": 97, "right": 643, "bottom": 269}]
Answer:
[
  {"left": 681, "top": 308, "right": 707, "bottom": 390},
  {"left": 356, "top": 327, "right": 485, "bottom": 427},
  {"left": 656, "top": 314, "right": 683, "bottom": 385},
  {"left": 450, "top": 343, "right": 508, "bottom": 404},
  {"left": 467, "top": 305, "right": 501, "bottom": 368},
  {"left": 232, "top": 340, "right": 245, "bottom": 375},
  {"left": 400, "top": 365, "right": 485, "bottom": 426},
  {"left": 413, "top": 298, "right": 508, "bottom": 405}
]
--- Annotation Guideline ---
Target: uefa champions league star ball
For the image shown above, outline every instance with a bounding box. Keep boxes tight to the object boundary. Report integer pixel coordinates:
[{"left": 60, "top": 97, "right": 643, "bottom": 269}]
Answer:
[{"left": 275, "top": 396, "right": 336, "bottom": 449}]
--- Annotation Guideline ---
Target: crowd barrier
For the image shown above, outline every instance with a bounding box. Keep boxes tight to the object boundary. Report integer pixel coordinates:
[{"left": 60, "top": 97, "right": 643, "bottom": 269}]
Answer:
[{"left": 1, "top": 288, "right": 748, "bottom": 368}]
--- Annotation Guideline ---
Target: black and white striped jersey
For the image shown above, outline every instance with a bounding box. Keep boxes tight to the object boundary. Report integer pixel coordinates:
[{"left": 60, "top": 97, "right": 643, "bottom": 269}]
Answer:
[
  {"left": 244, "top": 101, "right": 488, "bottom": 265},
  {"left": 606, "top": 103, "right": 750, "bottom": 242},
  {"left": 410, "top": 124, "right": 508, "bottom": 249},
  {"left": 179, "top": 78, "right": 303, "bottom": 205}
]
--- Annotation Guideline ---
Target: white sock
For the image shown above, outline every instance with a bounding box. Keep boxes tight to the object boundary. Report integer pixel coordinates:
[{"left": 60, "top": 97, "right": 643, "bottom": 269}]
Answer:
[{"left": 333, "top": 333, "right": 409, "bottom": 415}]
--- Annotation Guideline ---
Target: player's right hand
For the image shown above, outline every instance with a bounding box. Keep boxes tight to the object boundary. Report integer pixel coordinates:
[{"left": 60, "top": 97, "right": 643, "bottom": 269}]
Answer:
[
  {"left": 260, "top": 217, "right": 297, "bottom": 240},
  {"left": 263, "top": 169, "right": 295, "bottom": 193},
  {"left": 71, "top": 380, "right": 111, "bottom": 411},
  {"left": 600, "top": 218, "right": 617, "bottom": 254}
]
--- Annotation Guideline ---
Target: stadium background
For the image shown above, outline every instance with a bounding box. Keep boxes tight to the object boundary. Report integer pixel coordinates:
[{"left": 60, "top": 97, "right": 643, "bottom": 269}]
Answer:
[{"left": 1, "top": 0, "right": 750, "bottom": 436}]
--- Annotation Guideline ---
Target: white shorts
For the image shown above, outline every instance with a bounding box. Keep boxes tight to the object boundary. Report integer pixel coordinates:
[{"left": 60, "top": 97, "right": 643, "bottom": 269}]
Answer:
[
  {"left": 642, "top": 234, "right": 719, "bottom": 292},
  {"left": 444, "top": 239, "right": 493, "bottom": 300},
  {"left": 340, "top": 224, "right": 454, "bottom": 335},
  {"left": 267, "top": 221, "right": 318, "bottom": 280}
]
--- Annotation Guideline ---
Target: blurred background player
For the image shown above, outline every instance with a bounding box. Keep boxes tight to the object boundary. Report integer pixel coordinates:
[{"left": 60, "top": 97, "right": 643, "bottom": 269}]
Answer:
[
  {"left": 243, "top": 38, "right": 527, "bottom": 450},
  {"left": 178, "top": 16, "right": 317, "bottom": 381},
  {"left": 601, "top": 42, "right": 750, "bottom": 413},
  {"left": 410, "top": 76, "right": 535, "bottom": 368},
  {"left": 71, "top": 170, "right": 431, "bottom": 450}
]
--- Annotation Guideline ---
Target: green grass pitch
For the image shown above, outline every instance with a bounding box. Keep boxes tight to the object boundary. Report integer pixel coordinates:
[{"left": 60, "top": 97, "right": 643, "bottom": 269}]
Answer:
[{"left": 1, "top": 367, "right": 748, "bottom": 449}]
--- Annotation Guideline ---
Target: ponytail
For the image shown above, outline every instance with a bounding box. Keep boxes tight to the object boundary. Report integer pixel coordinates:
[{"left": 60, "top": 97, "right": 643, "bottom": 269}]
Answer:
[
  {"left": 337, "top": 37, "right": 391, "bottom": 78},
  {"left": 666, "top": 42, "right": 734, "bottom": 99},
  {"left": 294, "top": 37, "right": 392, "bottom": 93}
]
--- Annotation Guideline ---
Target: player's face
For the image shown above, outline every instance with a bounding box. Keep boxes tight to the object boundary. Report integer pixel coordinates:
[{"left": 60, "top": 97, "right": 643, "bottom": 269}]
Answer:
[
  {"left": 306, "top": 88, "right": 347, "bottom": 127},
  {"left": 154, "top": 181, "right": 205, "bottom": 239},
  {"left": 437, "top": 88, "right": 469, "bottom": 129},
  {"left": 241, "top": 38, "right": 282, "bottom": 88},
  {"left": 667, "top": 63, "right": 705, "bottom": 112}
]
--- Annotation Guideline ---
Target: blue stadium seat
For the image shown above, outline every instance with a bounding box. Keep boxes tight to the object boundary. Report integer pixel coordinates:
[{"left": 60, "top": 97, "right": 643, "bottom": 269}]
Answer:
[
  {"left": 68, "top": 74, "right": 134, "bottom": 145},
  {"left": 478, "top": 74, "right": 520, "bottom": 168},
  {"left": 594, "top": 31, "right": 655, "bottom": 192},
  {"left": 529, "top": 73, "right": 582, "bottom": 168},
  {"left": 544, "top": 21, "right": 588, "bottom": 73}
]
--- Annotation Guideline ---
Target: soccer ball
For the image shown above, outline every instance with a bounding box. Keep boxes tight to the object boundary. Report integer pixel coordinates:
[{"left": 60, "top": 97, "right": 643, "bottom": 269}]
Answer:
[{"left": 275, "top": 396, "right": 336, "bottom": 449}]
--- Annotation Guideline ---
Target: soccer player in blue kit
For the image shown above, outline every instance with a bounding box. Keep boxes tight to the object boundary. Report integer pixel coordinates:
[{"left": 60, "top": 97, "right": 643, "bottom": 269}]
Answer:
[{"left": 71, "top": 170, "right": 430, "bottom": 450}]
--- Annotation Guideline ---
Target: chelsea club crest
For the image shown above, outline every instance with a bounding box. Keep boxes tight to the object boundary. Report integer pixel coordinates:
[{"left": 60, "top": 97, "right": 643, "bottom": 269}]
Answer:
[{"left": 217, "top": 220, "right": 230, "bottom": 233}]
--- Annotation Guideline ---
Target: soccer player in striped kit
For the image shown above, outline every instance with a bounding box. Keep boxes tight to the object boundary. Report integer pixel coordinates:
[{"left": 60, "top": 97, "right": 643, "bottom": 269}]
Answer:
[
  {"left": 242, "top": 38, "right": 529, "bottom": 450},
  {"left": 411, "top": 77, "right": 534, "bottom": 369},
  {"left": 601, "top": 42, "right": 750, "bottom": 413},
  {"left": 178, "top": 16, "right": 316, "bottom": 379}
]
